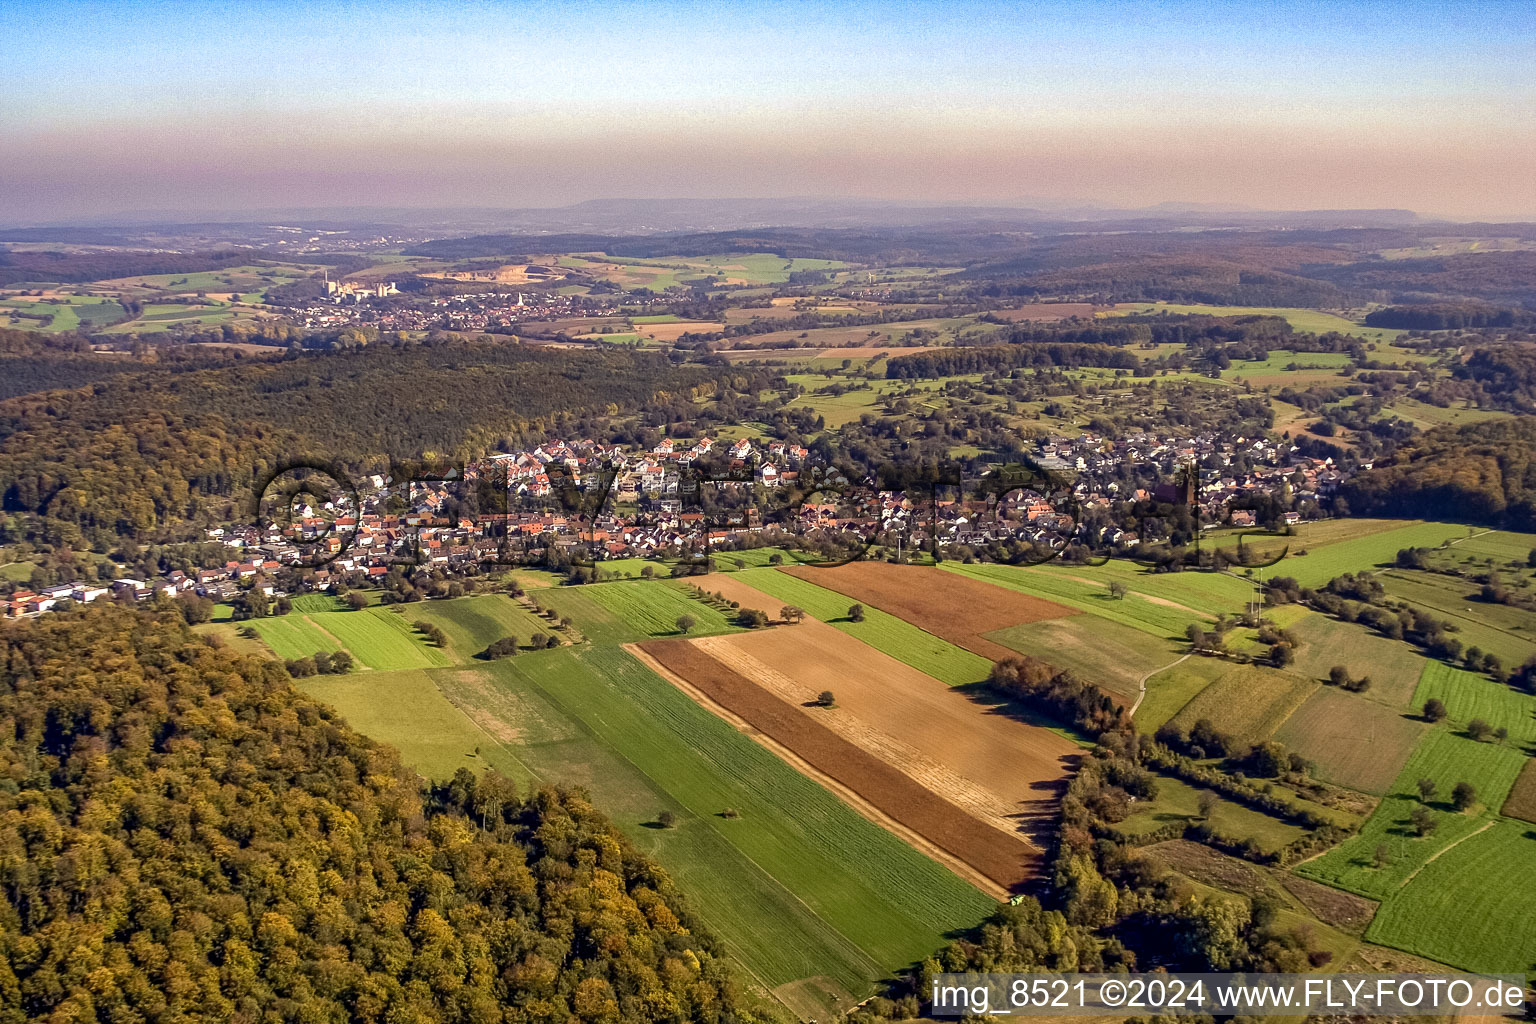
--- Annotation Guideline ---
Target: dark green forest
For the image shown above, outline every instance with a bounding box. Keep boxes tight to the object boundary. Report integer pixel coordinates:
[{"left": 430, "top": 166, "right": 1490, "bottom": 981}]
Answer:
[
  {"left": 0, "top": 340, "right": 718, "bottom": 546},
  {"left": 0, "top": 604, "right": 741, "bottom": 1024}
]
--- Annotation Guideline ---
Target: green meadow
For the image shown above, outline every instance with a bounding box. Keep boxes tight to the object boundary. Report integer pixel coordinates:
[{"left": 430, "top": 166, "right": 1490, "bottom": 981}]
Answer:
[{"left": 1297, "top": 727, "right": 1527, "bottom": 900}]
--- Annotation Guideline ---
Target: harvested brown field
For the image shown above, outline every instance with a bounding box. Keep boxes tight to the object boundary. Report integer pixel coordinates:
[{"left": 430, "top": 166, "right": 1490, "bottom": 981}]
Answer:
[
  {"left": 692, "top": 604, "right": 1079, "bottom": 843},
  {"left": 1273, "top": 686, "right": 1424, "bottom": 796},
  {"left": 784, "top": 561, "right": 1076, "bottom": 661},
  {"left": 637, "top": 638, "right": 1045, "bottom": 890},
  {"left": 1500, "top": 758, "right": 1536, "bottom": 824},
  {"left": 987, "top": 304, "right": 1104, "bottom": 321}
]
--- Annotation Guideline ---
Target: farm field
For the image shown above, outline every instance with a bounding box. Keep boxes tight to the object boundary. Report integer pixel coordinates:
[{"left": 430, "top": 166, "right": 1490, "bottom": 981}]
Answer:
[
  {"left": 579, "top": 579, "right": 741, "bottom": 638},
  {"left": 1117, "top": 774, "right": 1308, "bottom": 854},
  {"left": 399, "top": 593, "right": 561, "bottom": 657},
  {"left": 1273, "top": 687, "right": 1426, "bottom": 795},
  {"left": 0, "top": 295, "right": 127, "bottom": 331},
  {"left": 1383, "top": 396, "right": 1511, "bottom": 430},
  {"left": 1257, "top": 520, "right": 1470, "bottom": 589},
  {"left": 245, "top": 611, "right": 344, "bottom": 661},
  {"left": 986, "top": 614, "right": 1182, "bottom": 700},
  {"left": 1166, "top": 664, "right": 1319, "bottom": 745},
  {"left": 782, "top": 561, "right": 1076, "bottom": 662},
  {"left": 482, "top": 642, "right": 994, "bottom": 1014},
  {"left": 1286, "top": 612, "right": 1427, "bottom": 707},
  {"left": 1297, "top": 727, "right": 1527, "bottom": 900},
  {"left": 690, "top": 613, "right": 1080, "bottom": 846},
  {"left": 945, "top": 561, "right": 1244, "bottom": 638},
  {"left": 732, "top": 569, "right": 991, "bottom": 684},
  {"left": 637, "top": 638, "right": 1042, "bottom": 891},
  {"left": 1410, "top": 661, "right": 1536, "bottom": 745},
  {"left": 1134, "top": 655, "right": 1228, "bottom": 730},
  {"left": 1379, "top": 569, "right": 1536, "bottom": 667},
  {"left": 262, "top": 588, "right": 996, "bottom": 1016},
  {"left": 1501, "top": 759, "right": 1536, "bottom": 822},
  {"left": 298, "top": 667, "right": 535, "bottom": 785},
  {"left": 1363, "top": 818, "right": 1536, "bottom": 973},
  {"left": 1102, "top": 302, "right": 1407, "bottom": 342}
]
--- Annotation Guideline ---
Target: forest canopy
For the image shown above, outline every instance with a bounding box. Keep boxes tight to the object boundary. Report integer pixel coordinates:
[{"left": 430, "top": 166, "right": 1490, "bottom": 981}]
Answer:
[{"left": 0, "top": 603, "right": 740, "bottom": 1024}]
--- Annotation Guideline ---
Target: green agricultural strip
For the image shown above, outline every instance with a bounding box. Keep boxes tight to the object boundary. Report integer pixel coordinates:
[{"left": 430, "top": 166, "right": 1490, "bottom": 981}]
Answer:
[
  {"left": 732, "top": 567, "right": 991, "bottom": 684},
  {"left": 261, "top": 585, "right": 998, "bottom": 1017},
  {"left": 1364, "top": 818, "right": 1536, "bottom": 973},
  {"left": 1296, "top": 727, "right": 1527, "bottom": 901}
]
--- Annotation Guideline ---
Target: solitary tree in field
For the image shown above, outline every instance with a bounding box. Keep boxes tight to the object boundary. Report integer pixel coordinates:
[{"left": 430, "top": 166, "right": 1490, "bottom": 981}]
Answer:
[
  {"left": 1409, "top": 806, "right": 1438, "bottom": 837},
  {"left": 780, "top": 605, "right": 805, "bottom": 624},
  {"left": 1494, "top": 725, "right": 1509, "bottom": 744},
  {"left": 345, "top": 591, "right": 370, "bottom": 611},
  {"left": 1467, "top": 718, "right": 1493, "bottom": 742},
  {"left": 675, "top": 614, "right": 696, "bottom": 634},
  {"left": 657, "top": 810, "right": 676, "bottom": 829},
  {"left": 847, "top": 603, "right": 865, "bottom": 622},
  {"left": 1373, "top": 843, "right": 1390, "bottom": 868},
  {"left": 1452, "top": 781, "right": 1477, "bottom": 812},
  {"left": 1197, "top": 790, "right": 1218, "bottom": 820},
  {"left": 1423, "top": 698, "right": 1447, "bottom": 722},
  {"left": 817, "top": 690, "right": 836, "bottom": 707},
  {"left": 1108, "top": 581, "right": 1128, "bottom": 600},
  {"left": 1329, "top": 665, "right": 1350, "bottom": 687},
  {"left": 1417, "top": 777, "right": 1437, "bottom": 801}
]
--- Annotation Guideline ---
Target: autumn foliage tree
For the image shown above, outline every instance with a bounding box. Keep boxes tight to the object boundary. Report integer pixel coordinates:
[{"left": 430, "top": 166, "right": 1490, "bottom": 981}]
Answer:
[{"left": 0, "top": 604, "right": 739, "bottom": 1024}]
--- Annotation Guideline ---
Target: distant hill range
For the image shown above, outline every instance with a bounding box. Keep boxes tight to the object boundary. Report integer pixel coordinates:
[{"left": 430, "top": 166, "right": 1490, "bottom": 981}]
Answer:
[{"left": 0, "top": 197, "right": 1428, "bottom": 243}]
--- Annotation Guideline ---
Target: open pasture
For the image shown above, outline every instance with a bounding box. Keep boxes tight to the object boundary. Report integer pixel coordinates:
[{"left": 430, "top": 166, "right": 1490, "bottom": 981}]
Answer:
[
  {"left": 403, "top": 594, "right": 561, "bottom": 656},
  {"left": 299, "top": 667, "right": 535, "bottom": 784},
  {"left": 1410, "top": 661, "right": 1536, "bottom": 746},
  {"left": 1134, "top": 655, "right": 1229, "bottom": 730},
  {"left": 783, "top": 561, "right": 1075, "bottom": 662},
  {"left": 731, "top": 569, "right": 992, "bottom": 684},
  {"left": 1273, "top": 687, "right": 1426, "bottom": 795},
  {"left": 1166, "top": 664, "right": 1318, "bottom": 745},
  {"left": 1102, "top": 302, "right": 1406, "bottom": 342},
  {"left": 1380, "top": 569, "right": 1536, "bottom": 667},
  {"left": 693, "top": 614, "right": 1080, "bottom": 844},
  {"left": 638, "top": 638, "right": 1043, "bottom": 891},
  {"left": 1297, "top": 727, "right": 1527, "bottom": 900},
  {"left": 1287, "top": 613, "right": 1427, "bottom": 707},
  {"left": 986, "top": 614, "right": 1181, "bottom": 700},
  {"left": 1117, "top": 774, "right": 1308, "bottom": 854},
  {"left": 1363, "top": 818, "right": 1536, "bottom": 974},
  {"left": 1257, "top": 519, "right": 1469, "bottom": 589}
]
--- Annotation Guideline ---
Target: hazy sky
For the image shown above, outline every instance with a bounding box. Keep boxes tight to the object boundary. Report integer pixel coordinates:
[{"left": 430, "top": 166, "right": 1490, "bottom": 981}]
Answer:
[{"left": 2, "top": 0, "right": 1533, "bottom": 222}]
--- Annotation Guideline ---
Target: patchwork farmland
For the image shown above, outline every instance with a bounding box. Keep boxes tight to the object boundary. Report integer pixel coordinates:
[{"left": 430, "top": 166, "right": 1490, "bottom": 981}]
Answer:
[
  {"left": 238, "top": 522, "right": 1536, "bottom": 983},
  {"left": 246, "top": 583, "right": 997, "bottom": 1018}
]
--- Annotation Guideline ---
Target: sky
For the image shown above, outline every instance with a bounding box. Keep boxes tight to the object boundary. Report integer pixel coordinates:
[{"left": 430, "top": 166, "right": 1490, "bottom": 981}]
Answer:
[{"left": 1, "top": 0, "right": 1533, "bottom": 223}]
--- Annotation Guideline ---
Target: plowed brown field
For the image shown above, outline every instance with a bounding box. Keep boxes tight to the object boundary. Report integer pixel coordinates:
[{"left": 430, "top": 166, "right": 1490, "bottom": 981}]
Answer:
[
  {"left": 783, "top": 562, "right": 1075, "bottom": 661},
  {"left": 694, "top": 616, "right": 1079, "bottom": 842},
  {"left": 638, "top": 638, "right": 1045, "bottom": 890}
]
